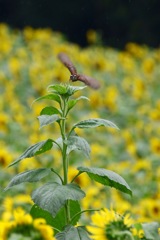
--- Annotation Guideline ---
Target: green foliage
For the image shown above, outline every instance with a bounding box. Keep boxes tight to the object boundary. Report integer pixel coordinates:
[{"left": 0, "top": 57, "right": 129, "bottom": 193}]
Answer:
[
  {"left": 55, "top": 225, "right": 91, "bottom": 240},
  {"left": 67, "top": 96, "right": 89, "bottom": 113},
  {"left": 40, "top": 106, "right": 61, "bottom": 115},
  {"left": 77, "top": 166, "right": 132, "bottom": 196},
  {"left": 72, "top": 118, "right": 119, "bottom": 130},
  {"left": 32, "top": 93, "right": 61, "bottom": 104},
  {"left": 38, "top": 114, "right": 60, "bottom": 129},
  {"left": 6, "top": 83, "right": 133, "bottom": 237},
  {"left": 8, "top": 139, "right": 54, "bottom": 167},
  {"left": 142, "top": 222, "right": 160, "bottom": 240},
  {"left": 31, "top": 201, "right": 81, "bottom": 232},
  {"left": 48, "top": 85, "right": 86, "bottom": 96},
  {"left": 5, "top": 168, "right": 51, "bottom": 190},
  {"left": 31, "top": 182, "right": 85, "bottom": 217},
  {"left": 66, "top": 135, "right": 91, "bottom": 158}
]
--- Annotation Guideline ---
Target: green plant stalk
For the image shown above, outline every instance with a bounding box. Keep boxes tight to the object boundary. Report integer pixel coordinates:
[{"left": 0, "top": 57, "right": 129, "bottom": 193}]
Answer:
[
  {"left": 70, "top": 171, "right": 83, "bottom": 183},
  {"left": 51, "top": 168, "right": 63, "bottom": 184},
  {"left": 70, "top": 209, "right": 101, "bottom": 225},
  {"left": 60, "top": 96, "right": 70, "bottom": 224}
]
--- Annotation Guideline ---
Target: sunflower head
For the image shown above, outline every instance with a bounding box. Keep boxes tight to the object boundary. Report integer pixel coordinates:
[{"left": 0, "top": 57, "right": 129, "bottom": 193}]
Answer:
[{"left": 87, "top": 208, "right": 134, "bottom": 240}]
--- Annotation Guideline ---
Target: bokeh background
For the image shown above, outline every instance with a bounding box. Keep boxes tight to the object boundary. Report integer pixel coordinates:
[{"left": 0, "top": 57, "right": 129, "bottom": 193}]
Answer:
[
  {"left": 0, "top": 0, "right": 160, "bottom": 48},
  {"left": 0, "top": 0, "right": 160, "bottom": 239}
]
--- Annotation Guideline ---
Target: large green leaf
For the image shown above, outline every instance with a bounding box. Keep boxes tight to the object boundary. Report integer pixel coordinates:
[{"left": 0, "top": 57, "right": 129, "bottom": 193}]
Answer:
[
  {"left": 32, "top": 182, "right": 85, "bottom": 217},
  {"left": 55, "top": 225, "right": 91, "bottom": 240},
  {"left": 32, "top": 93, "right": 61, "bottom": 104},
  {"left": 73, "top": 118, "right": 119, "bottom": 130},
  {"left": 40, "top": 106, "right": 61, "bottom": 115},
  {"left": 5, "top": 168, "right": 51, "bottom": 190},
  {"left": 30, "top": 201, "right": 81, "bottom": 232},
  {"left": 77, "top": 166, "right": 132, "bottom": 196},
  {"left": 8, "top": 139, "right": 53, "bottom": 167},
  {"left": 38, "top": 114, "right": 60, "bottom": 128},
  {"left": 142, "top": 222, "right": 160, "bottom": 240},
  {"left": 30, "top": 204, "right": 56, "bottom": 227},
  {"left": 66, "top": 136, "right": 90, "bottom": 159}
]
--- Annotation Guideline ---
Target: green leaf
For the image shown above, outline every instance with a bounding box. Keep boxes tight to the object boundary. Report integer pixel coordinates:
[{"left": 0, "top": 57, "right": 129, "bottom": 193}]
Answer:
[
  {"left": 55, "top": 225, "right": 91, "bottom": 240},
  {"left": 32, "top": 182, "right": 85, "bottom": 217},
  {"left": 73, "top": 118, "right": 119, "bottom": 130},
  {"left": 142, "top": 222, "right": 160, "bottom": 240},
  {"left": 5, "top": 168, "right": 51, "bottom": 190},
  {"left": 48, "top": 85, "right": 86, "bottom": 97},
  {"left": 68, "top": 200, "right": 81, "bottom": 226},
  {"left": 30, "top": 201, "right": 81, "bottom": 232},
  {"left": 77, "top": 166, "right": 132, "bottom": 196},
  {"left": 55, "top": 137, "right": 63, "bottom": 148},
  {"left": 67, "top": 99, "right": 77, "bottom": 112},
  {"left": 40, "top": 106, "right": 61, "bottom": 115},
  {"left": 67, "top": 86, "right": 87, "bottom": 95},
  {"left": 48, "top": 84, "right": 68, "bottom": 95},
  {"left": 66, "top": 136, "right": 90, "bottom": 159},
  {"left": 30, "top": 204, "right": 61, "bottom": 234},
  {"left": 8, "top": 139, "right": 53, "bottom": 167},
  {"left": 38, "top": 115, "right": 60, "bottom": 128},
  {"left": 77, "top": 96, "right": 90, "bottom": 101},
  {"left": 67, "top": 96, "right": 89, "bottom": 112},
  {"left": 32, "top": 93, "right": 61, "bottom": 105}
]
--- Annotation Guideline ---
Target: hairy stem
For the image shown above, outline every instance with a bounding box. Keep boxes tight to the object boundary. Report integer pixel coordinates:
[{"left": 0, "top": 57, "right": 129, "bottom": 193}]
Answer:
[{"left": 61, "top": 96, "right": 70, "bottom": 224}]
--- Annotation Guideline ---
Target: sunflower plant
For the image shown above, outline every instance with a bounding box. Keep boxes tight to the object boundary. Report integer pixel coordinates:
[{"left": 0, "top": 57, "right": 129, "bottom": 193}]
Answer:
[{"left": 5, "top": 82, "right": 134, "bottom": 239}]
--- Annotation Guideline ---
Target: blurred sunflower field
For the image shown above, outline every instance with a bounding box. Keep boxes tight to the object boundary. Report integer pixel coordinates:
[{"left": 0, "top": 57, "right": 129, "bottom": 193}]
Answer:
[{"left": 0, "top": 23, "right": 160, "bottom": 239}]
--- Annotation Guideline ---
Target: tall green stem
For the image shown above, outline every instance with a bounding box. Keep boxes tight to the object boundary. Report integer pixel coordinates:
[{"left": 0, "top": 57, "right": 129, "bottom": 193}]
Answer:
[
  {"left": 61, "top": 97, "right": 68, "bottom": 184},
  {"left": 61, "top": 96, "right": 70, "bottom": 224}
]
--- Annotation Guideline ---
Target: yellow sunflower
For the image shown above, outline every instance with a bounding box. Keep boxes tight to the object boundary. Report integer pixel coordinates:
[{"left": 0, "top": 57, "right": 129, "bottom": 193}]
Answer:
[
  {"left": 0, "top": 208, "right": 55, "bottom": 240},
  {"left": 87, "top": 208, "right": 134, "bottom": 240}
]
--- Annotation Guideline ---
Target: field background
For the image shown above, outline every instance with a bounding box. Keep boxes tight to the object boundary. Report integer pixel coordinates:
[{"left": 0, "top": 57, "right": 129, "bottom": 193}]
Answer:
[{"left": 0, "top": 24, "right": 160, "bottom": 229}]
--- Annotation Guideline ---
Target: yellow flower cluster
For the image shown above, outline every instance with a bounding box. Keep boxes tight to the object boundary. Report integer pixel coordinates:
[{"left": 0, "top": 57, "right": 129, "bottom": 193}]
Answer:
[
  {"left": 0, "top": 207, "right": 55, "bottom": 240},
  {"left": 0, "top": 193, "right": 54, "bottom": 239}
]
